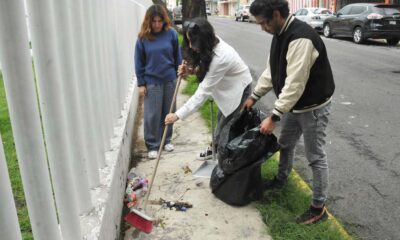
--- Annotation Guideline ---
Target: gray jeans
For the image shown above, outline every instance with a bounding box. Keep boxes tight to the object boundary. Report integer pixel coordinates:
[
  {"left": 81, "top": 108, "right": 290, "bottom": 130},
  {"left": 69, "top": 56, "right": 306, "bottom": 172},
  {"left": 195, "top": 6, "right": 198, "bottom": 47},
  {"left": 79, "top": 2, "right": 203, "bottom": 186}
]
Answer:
[
  {"left": 143, "top": 81, "right": 176, "bottom": 151},
  {"left": 278, "top": 102, "right": 331, "bottom": 206}
]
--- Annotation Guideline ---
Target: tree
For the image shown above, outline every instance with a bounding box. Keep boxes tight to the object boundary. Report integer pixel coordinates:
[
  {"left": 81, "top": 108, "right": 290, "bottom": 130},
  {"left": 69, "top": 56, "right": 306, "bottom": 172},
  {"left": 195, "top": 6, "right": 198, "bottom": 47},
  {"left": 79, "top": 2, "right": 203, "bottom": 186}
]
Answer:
[
  {"left": 153, "top": 0, "right": 173, "bottom": 22},
  {"left": 182, "top": 0, "right": 207, "bottom": 23},
  {"left": 152, "top": 0, "right": 166, "bottom": 8}
]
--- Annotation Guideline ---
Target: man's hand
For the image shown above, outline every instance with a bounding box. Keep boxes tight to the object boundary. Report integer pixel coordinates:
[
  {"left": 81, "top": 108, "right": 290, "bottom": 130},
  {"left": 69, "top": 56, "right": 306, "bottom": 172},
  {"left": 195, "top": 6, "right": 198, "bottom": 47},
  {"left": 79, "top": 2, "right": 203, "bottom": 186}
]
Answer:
[
  {"left": 165, "top": 113, "right": 179, "bottom": 125},
  {"left": 243, "top": 97, "right": 256, "bottom": 110},
  {"left": 139, "top": 86, "right": 147, "bottom": 97},
  {"left": 259, "top": 116, "right": 276, "bottom": 135}
]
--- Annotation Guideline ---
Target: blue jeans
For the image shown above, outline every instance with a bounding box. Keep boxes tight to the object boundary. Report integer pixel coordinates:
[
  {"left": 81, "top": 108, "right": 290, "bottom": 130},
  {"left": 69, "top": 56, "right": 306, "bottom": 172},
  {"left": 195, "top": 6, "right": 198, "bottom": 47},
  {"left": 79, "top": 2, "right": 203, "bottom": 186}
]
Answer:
[
  {"left": 143, "top": 81, "right": 176, "bottom": 151},
  {"left": 278, "top": 103, "right": 331, "bottom": 206}
]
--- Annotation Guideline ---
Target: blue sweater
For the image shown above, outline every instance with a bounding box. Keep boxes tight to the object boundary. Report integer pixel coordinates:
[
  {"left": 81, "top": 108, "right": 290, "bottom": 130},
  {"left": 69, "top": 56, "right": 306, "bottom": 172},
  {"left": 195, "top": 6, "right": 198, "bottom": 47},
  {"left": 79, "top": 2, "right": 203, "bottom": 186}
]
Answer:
[{"left": 134, "top": 28, "right": 182, "bottom": 86}]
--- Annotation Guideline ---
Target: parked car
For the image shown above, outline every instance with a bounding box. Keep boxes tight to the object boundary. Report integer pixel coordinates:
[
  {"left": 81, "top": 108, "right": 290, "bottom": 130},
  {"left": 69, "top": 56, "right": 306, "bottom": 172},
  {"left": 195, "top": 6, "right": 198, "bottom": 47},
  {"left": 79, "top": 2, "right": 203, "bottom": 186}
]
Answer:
[
  {"left": 323, "top": 3, "right": 400, "bottom": 45},
  {"left": 172, "top": 5, "right": 182, "bottom": 24},
  {"left": 294, "top": 7, "right": 333, "bottom": 31},
  {"left": 235, "top": 5, "right": 251, "bottom": 22},
  {"left": 206, "top": 7, "right": 211, "bottom": 16},
  {"left": 248, "top": 12, "right": 256, "bottom": 23}
]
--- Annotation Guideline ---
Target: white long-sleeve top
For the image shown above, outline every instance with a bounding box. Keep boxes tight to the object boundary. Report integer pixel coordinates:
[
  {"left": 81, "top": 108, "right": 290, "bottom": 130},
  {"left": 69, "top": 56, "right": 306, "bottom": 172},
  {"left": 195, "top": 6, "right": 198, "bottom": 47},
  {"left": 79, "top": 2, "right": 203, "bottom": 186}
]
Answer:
[{"left": 175, "top": 38, "right": 252, "bottom": 120}]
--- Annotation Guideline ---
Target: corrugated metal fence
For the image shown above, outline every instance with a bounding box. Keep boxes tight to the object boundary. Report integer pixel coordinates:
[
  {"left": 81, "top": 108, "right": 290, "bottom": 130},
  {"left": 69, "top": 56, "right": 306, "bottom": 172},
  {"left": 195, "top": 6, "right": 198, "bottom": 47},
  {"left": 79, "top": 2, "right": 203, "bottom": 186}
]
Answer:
[{"left": 0, "top": 0, "right": 150, "bottom": 239}]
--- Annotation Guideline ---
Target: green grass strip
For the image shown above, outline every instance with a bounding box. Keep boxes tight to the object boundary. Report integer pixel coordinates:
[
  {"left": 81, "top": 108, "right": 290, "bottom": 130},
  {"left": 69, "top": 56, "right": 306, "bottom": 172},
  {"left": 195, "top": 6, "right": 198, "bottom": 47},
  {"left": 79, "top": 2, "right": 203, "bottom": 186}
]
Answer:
[
  {"left": 0, "top": 72, "right": 33, "bottom": 239},
  {"left": 260, "top": 156, "right": 353, "bottom": 240},
  {"left": 181, "top": 75, "right": 354, "bottom": 240}
]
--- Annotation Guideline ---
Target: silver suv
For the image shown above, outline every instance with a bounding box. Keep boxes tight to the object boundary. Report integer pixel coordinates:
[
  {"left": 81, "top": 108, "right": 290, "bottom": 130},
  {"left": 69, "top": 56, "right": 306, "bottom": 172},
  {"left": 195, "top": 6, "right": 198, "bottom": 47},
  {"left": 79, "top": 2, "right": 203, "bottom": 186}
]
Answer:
[{"left": 323, "top": 3, "right": 400, "bottom": 45}]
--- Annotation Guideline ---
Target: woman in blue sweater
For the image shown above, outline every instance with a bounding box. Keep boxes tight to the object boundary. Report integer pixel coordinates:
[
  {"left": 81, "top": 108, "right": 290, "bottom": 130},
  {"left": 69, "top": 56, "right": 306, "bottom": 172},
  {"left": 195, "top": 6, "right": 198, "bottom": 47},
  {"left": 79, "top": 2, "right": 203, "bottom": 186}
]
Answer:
[{"left": 135, "top": 4, "right": 182, "bottom": 159}]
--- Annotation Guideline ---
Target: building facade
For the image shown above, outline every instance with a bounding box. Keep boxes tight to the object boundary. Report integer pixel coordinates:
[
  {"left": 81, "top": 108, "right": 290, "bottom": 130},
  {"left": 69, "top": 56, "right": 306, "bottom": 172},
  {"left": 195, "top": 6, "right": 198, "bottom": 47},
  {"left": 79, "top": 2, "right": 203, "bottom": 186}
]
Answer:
[
  {"left": 218, "top": 0, "right": 251, "bottom": 16},
  {"left": 286, "top": 0, "right": 400, "bottom": 12},
  {"left": 206, "top": 0, "right": 219, "bottom": 14},
  {"left": 287, "top": 0, "right": 335, "bottom": 13}
]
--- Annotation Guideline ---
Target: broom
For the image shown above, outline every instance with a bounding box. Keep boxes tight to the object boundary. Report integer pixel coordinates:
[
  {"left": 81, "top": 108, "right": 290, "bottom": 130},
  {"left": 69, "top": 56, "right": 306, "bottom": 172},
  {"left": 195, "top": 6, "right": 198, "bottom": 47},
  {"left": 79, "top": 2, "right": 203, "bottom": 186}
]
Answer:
[{"left": 125, "top": 75, "right": 183, "bottom": 234}]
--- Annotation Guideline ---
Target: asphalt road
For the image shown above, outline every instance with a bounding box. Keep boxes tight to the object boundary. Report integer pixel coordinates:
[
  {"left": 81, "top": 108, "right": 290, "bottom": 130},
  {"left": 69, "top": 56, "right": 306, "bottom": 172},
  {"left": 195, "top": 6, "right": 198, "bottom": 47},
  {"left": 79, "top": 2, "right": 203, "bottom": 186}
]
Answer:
[{"left": 208, "top": 16, "right": 400, "bottom": 240}]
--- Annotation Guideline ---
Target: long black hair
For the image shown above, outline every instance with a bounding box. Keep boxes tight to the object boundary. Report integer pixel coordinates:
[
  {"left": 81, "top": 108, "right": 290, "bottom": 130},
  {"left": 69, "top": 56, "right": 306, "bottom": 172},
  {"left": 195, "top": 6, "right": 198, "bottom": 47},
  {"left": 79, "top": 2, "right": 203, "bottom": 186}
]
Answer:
[{"left": 182, "top": 17, "right": 219, "bottom": 82}]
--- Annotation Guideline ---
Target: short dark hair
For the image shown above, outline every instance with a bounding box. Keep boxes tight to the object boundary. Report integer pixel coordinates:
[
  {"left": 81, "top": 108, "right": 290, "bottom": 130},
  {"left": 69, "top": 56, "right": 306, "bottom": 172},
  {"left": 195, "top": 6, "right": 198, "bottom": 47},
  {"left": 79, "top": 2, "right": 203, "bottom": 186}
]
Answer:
[{"left": 250, "top": 0, "right": 290, "bottom": 20}]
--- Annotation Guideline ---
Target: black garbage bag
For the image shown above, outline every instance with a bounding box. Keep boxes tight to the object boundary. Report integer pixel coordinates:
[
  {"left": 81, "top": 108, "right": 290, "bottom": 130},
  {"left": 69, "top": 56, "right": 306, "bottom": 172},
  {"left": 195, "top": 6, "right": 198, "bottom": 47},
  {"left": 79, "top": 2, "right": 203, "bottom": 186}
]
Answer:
[
  {"left": 210, "top": 108, "right": 280, "bottom": 206},
  {"left": 220, "top": 127, "right": 279, "bottom": 174},
  {"left": 210, "top": 159, "right": 264, "bottom": 206},
  {"left": 218, "top": 109, "right": 279, "bottom": 174},
  {"left": 218, "top": 108, "right": 264, "bottom": 148}
]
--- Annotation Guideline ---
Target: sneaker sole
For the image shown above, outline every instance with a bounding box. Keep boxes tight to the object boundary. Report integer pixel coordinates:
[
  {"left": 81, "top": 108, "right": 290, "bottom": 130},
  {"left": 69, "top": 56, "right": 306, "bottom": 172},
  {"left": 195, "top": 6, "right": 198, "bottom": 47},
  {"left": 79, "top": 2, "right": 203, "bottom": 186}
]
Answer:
[
  {"left": 196, "top": 155, "right": 213, "bottom": 161},
  {"left": 298, "top": 208, "right": 328, "bottom": 225},
  {"left": 148, "top": 151, "right": 158, "bottom": 159}
]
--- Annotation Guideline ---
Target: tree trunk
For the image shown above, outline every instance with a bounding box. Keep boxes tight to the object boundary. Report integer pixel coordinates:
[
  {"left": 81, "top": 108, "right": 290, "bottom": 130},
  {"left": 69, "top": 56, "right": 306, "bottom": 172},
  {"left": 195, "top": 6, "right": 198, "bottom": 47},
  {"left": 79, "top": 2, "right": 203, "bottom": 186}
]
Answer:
[
  {"left": 152, "top": 0, "right": 173, "bottom": 23},
  {"left": 152, "top": 0, "right": 166, "bottom": 8},
  {"left": 182, "top": 0, "right": 207, "bottom": 23}
]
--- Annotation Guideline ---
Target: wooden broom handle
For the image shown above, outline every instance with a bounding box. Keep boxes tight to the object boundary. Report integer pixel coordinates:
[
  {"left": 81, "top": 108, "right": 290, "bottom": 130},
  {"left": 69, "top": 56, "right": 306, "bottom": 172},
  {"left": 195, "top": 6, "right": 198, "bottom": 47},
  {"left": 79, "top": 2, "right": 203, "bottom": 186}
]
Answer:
[{"left": 144, "top": 75, "right": 183, "bottom": 209}]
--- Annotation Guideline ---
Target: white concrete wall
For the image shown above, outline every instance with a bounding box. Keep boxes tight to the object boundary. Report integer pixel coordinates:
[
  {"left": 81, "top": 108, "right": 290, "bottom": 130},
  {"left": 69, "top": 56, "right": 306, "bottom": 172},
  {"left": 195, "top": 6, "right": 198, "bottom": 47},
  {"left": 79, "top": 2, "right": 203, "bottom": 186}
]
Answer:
[
  {"left": 80, "top": 83, "right": 140, "bottom": 240},
  {"left": 80, "top": 0, "right": 152, "bottom": 239},
  {"left": 0, "top": 0, "right": 152, "bottom": 239}
]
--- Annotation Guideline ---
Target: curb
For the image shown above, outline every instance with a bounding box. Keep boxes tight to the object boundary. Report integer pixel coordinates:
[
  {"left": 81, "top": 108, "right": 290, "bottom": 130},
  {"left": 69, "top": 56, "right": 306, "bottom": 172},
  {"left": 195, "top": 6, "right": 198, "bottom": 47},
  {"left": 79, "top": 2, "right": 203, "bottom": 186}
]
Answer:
[{"left": 285, "top": 156, "right": 352, "bottom": 239}]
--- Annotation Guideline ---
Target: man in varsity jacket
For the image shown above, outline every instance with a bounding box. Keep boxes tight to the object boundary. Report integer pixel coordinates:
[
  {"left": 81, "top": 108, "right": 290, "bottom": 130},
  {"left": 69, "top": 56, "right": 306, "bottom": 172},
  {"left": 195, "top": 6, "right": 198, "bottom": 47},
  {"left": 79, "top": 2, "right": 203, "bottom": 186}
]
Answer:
[{"left": 243, "top": 0, "right": 335, "bottom": 225}]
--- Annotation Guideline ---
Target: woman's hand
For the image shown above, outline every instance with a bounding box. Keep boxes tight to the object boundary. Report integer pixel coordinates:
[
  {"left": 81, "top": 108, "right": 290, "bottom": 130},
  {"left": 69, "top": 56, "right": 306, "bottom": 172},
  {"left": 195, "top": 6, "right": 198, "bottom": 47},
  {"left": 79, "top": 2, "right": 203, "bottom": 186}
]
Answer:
[
  {"left": 242, "top": 97, "right": 256, "bottom": 110},
  {"left": 178, "top": 62, "right": 195, "bottom": 77},
  {"left": 178, "top": 63, "right": 189, "bottom": 77},
  {"left": 139, "top": 86, "right": 147, "bottom": 97},
  {"left": 165, "top": 113, "right": 179, "bottom": 125}
]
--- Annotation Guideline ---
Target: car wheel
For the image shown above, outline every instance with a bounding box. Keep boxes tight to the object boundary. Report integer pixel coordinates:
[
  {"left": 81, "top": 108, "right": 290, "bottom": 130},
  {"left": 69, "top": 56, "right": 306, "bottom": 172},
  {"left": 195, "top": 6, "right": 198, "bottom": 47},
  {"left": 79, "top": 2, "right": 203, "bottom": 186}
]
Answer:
[
  {"left": 353, "top": 27, "right": 364, "bottom": 44},
  {"left": 235, "top": 16, "right": 238, "bottom": 21},
  {"left": 323, "top": 24, "right": 331, "bottom": 38},
  {"left": 241, "top": 15, "right": 245, "bottom": 22},
  {"left": 386, "top": 38, "right": 399, "bottom": 46}
]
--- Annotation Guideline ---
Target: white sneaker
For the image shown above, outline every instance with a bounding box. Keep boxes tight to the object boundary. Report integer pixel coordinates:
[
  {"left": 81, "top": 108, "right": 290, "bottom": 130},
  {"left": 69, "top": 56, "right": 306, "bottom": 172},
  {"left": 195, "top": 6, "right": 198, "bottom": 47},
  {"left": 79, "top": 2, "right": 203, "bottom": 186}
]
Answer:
[
  {"left": 164, "top": 143, "right": 174, "bottom": 152},
  {"left": 148, "top": 151, "right": 158, "bottom": 159}
]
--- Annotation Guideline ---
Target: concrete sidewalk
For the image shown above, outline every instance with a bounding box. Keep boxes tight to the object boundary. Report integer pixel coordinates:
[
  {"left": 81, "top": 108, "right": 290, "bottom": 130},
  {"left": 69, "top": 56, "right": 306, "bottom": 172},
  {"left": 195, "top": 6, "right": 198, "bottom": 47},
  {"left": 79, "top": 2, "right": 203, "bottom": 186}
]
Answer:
[{"left": 124, "top": 81, "right": 272, "bottom": 240}]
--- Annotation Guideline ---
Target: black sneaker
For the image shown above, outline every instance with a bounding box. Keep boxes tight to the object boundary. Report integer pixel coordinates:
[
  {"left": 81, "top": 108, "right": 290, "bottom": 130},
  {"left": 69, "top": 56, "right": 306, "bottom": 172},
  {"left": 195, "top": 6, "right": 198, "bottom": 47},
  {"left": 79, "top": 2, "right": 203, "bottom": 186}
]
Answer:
[
  {"left": 296, "top": 205, "right": 328, "bottom": 225},
  {"left": 196, "top": 146, "right": 213, "bottom": 160},
  {"left": 263, "top": 176, "right": 287, "bottom": 190}
]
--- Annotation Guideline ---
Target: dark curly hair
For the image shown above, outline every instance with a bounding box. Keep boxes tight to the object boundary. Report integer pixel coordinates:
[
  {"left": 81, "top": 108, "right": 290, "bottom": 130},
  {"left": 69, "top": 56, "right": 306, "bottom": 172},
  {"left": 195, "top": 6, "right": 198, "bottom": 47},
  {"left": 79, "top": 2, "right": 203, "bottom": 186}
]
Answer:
[
  {"left": 182, "top": 17, "right": 219, "bottom": 82},
  {"left": 250, "top": 0, "right": 289, "bottom": 20}
]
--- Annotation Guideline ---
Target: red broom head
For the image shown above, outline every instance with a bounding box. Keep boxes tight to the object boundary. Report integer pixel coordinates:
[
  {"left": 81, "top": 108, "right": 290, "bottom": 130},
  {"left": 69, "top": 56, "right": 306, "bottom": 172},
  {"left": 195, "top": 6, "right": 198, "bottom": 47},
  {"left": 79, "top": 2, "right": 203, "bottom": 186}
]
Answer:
[{"left": 124, "top": 210, "right": 153, "bottom": 234}]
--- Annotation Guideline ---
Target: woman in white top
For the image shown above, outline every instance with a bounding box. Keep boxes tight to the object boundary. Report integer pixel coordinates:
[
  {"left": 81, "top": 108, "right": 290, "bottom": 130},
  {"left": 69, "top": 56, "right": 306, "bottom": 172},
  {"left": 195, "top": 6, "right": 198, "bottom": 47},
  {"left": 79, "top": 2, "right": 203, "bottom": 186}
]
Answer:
[{"left": 165, "top": 18, "right": 252, "bottom": 159}]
